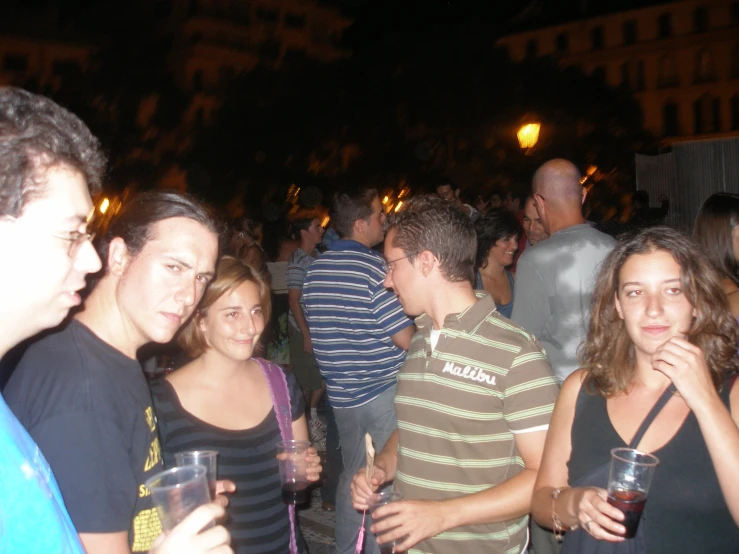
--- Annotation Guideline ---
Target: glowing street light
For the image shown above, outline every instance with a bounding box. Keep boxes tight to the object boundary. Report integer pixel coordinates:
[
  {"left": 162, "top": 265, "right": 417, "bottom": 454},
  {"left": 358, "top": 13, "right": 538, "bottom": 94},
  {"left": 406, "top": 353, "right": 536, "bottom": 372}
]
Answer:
[{"left": 517, "top": 123, "right": 541, "bottom": 150}]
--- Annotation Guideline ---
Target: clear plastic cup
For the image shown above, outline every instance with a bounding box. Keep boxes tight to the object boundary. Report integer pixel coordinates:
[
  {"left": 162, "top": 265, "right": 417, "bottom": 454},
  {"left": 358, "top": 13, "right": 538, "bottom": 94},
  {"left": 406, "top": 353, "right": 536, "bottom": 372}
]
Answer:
[
  {"left": 607, "top": 447, "right": 660, "bottom": 538},
  {"left": 145, "top": 465, "right": 211, "bottom": 532},
  {"left": 276, "top": 440, "right": 311, "bottom": 505},
  {"left": 175, "top": 450, "right": 218, "bottom": 499},
  {"left": 368, "top": 491, "right": 405, "bottom": 554}
]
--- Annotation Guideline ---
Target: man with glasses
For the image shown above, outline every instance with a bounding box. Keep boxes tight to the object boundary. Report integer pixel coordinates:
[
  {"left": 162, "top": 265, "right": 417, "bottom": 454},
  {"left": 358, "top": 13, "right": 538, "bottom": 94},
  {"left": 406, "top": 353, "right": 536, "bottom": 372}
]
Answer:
[
  {"left": 0, "top": 88, "right": 230, "bottom": 554},
  {"left": 301, "top": 188, "right": 414, "bottom": 554},
  {"left": 349, "top": 194, "right": 558, "bottom": 554}
]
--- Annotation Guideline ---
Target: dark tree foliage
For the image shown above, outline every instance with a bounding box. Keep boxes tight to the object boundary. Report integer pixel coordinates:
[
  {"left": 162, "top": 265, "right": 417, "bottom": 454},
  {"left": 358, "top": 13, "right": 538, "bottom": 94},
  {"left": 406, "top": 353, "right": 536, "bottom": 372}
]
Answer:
[{"left": 190, "top": 20, "right": 657, "bottom": 207}]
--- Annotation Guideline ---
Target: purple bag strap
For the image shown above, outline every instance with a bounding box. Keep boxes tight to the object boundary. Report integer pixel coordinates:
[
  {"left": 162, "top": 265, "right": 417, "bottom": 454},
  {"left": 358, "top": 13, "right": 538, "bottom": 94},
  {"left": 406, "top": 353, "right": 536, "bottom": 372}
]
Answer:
[{"left": 256, "top": 358, "right": 298, "bottom": 554}]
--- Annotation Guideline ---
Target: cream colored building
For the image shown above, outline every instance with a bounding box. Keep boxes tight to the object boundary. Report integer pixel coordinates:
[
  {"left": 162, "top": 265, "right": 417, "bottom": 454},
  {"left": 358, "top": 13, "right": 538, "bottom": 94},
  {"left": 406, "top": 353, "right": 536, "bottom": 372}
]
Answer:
[{"left": 497, "top": 0, "right": 739, "bottom": 142}]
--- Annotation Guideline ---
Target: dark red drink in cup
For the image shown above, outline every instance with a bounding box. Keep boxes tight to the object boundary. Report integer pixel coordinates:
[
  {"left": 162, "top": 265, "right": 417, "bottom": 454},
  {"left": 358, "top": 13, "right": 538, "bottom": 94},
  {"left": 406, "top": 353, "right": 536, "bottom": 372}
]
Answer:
[
  {"left": 607, "top": 489, "right": 647, "bottom": 538},
  {"left": 281, "top": 479, "right": 311, "bottom": 505},
  {"left": 607, "top": 448, "right": 659, "bottom": 538}
]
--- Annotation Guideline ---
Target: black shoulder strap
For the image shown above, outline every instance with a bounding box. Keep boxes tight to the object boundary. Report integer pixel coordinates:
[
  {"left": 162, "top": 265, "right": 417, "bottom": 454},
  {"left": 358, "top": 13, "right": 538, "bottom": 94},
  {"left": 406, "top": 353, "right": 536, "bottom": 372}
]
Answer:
[{"left": 629, "top": 384, "right": 677, "bottom": 449}]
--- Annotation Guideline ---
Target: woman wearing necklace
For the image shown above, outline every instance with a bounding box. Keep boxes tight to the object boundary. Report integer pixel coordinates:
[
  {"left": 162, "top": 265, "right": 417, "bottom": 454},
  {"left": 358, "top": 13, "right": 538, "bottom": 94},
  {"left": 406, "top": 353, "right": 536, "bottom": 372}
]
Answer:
[{"left": 531, "top": 227, "right": 739, "bottom": 553}]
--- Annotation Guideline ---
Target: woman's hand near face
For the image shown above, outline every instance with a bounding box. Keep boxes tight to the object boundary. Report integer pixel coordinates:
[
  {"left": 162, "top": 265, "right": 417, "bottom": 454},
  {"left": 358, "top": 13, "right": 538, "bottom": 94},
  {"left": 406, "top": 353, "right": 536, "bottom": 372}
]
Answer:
[{"left": 650, "top": 337, "right": 719, "bottom": 412}]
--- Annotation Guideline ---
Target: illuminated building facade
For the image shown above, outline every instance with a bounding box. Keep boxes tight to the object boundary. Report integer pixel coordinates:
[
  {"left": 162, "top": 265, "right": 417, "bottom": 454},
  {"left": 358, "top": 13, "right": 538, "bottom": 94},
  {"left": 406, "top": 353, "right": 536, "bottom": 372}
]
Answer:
[{"left": 497, "top": 0, "right": 739, "bottom": 142}]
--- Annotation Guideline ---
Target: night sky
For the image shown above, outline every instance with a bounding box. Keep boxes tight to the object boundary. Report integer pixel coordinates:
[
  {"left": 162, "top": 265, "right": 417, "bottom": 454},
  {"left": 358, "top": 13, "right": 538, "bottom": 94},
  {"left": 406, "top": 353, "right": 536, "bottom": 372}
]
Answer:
[{"left": 4, "top": 0, "right": 678, "bottom": 50}]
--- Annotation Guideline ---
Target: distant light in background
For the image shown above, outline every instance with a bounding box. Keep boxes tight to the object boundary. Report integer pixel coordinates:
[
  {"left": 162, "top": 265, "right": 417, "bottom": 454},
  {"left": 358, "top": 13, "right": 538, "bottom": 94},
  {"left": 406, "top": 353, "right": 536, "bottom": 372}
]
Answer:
[
  {"left": 382, "top": 195, "right": 390, "bottom": 204},
  {"left": 517, "top": 123, "right": 540, "bottom": 150},
  {"left": 99, "top": 197, "right": 110, "bottom": 214},
  {"left": 394, "top": 200, "right": 403, "bottom": 212},
  {"left": 321, "top": 215, "right": 330, "bottom": 227},
  {"left": 581, "top": 165, "right": 599, "bottom": 184}
]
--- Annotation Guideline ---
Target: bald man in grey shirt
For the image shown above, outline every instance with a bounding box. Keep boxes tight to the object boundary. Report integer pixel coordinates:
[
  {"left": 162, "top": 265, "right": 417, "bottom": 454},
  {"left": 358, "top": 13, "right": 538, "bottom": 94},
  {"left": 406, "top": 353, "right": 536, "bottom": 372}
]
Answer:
[{"left": 511, "top": 159, "right": 615, "bottom": 384}]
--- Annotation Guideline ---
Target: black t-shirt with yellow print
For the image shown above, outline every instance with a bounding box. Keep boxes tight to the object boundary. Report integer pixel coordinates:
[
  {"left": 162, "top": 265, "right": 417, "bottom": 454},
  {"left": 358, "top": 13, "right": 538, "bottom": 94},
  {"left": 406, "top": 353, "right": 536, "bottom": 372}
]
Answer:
[{"left": 5, "top": 320, "right": 164, "bottom": 552}]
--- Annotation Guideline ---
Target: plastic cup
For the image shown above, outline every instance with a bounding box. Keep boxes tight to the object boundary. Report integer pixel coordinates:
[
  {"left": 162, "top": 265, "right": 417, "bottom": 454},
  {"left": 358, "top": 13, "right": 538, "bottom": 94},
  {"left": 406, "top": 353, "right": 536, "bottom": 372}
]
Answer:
[
  {"left": 145, "top": 465, "right": 212, "bottom": 532},
  {"left": 607, "top": 447, "right": 660, "bottom": 538},
  {"left": 368, "top": 491, "right": 406, "bottom": 554},
  {"left": 276, "top": 440, "right": 311, "bottom": 506},
  {"left": 175, "top": 450, "right": 218, "bottom": 499}
]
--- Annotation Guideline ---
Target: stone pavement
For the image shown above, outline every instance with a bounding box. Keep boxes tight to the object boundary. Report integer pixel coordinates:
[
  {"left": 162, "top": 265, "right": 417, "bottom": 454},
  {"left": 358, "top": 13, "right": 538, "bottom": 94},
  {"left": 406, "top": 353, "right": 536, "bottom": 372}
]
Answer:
[{"left": 299, "top": 487, "right": 336, "bottom": 554}]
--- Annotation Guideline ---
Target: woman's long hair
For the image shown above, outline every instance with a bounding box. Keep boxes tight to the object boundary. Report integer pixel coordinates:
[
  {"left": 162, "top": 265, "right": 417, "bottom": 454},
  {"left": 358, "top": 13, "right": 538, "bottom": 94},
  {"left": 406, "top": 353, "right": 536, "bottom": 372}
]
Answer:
[
  {"left": 580, "top": 226, "right": 739, "bottom": 397},
  {"left": 693, "top": 192, "right": 739, "bottom": 287}
]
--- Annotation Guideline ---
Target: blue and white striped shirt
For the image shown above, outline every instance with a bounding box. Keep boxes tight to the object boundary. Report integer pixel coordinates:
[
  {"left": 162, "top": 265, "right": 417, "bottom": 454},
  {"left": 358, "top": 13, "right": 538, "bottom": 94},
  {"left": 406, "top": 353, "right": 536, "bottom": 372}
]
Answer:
[{"left": 302, "top": 239, "right": 413, "bottom": 408}]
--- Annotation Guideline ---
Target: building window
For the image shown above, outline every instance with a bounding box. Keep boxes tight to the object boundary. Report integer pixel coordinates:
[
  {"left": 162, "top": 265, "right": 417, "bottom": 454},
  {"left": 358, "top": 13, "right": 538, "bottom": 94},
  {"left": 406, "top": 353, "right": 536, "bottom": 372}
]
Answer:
[
  {"left": 635, "top": 60, "right": 645, "bottom": 91},
  {"left": 658, "top": 13, "right": 673, "bottom": 39},
  {"left": 555, "top": 33, "right": 569, "bottom": 53},
  {"left": 694, "top": 48, "right": 715, "bottom": 83},
  {"left": 693, "top": 7, "right": 709, "bottom": 33},
  {"left": 284, "top": 13, "right": 306, "bottom": 28},
  {"left": 694, "top": 93, "right": 720, "bottom": 134},
  {"left": 623, "top": 20, "right": 638, "bottom": 45},
  {"left": 658, "top": 54, "right": 679, "bottom": 88},
  {"left": 256, "top": 7, "right": 278, "bottom": 22},
  {"left": 591, "top": 26, "right": 604, "bottom": 50},
  {"left": 3, "top": 54, "right": 28, "bottom": 72},
  {"left": 622, "top": 60, "right": 645, "bottom": 91},
  {"left": 525, "top": 39, "right": 538, "bottom": 58},
  {"left": 731, "top": 93, "right": 739, "bottom": 130},
  {"left": 663, "top": 102, "right": 679, "bottom": 136}
]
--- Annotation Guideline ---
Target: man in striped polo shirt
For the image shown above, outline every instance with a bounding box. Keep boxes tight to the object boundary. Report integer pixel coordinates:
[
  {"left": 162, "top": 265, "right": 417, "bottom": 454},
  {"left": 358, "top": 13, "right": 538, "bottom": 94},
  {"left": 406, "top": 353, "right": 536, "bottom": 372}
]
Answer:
[
  {"left": 351, "top": 194, "right": 559, "bottom": 554},
  {"left": 302, "top": 188, "right": 415, "bottom": 554}
]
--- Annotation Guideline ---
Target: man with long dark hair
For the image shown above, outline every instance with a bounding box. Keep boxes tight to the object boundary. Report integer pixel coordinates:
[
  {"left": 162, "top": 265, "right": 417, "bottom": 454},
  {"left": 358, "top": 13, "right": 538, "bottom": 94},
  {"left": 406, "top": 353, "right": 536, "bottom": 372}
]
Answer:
[{"left": 1, "top": 87, "right": 231, "bottom": 554}]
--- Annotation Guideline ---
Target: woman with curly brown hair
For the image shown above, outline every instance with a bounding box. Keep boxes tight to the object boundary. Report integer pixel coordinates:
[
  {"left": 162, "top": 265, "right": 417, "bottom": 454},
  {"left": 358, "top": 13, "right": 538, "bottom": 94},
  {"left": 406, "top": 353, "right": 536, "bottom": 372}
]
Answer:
[{"left": 531, "top": 226, "right": 739, "bottom": 553}]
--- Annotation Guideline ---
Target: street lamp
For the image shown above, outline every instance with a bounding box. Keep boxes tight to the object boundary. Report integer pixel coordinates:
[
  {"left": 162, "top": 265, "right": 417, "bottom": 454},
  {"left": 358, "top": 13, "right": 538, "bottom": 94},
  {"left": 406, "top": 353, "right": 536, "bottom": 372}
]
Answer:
[{"left": 517, "top": 123, "right": 541, "bottom": 151}]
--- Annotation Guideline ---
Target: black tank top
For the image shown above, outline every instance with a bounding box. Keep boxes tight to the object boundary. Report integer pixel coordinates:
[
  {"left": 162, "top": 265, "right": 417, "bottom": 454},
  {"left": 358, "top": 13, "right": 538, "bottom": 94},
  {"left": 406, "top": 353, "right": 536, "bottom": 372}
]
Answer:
[{"left": 567, "top": 378, "right": 739, "bottom": 554}]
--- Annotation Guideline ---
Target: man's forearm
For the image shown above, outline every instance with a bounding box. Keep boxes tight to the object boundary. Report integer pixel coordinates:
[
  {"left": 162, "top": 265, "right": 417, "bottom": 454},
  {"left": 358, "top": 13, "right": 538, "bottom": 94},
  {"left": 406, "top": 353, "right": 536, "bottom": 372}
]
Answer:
[
  {"left": 434, "top": 468, "right": 537, "bottom": 532},
  {"left": 288, "top": 296, "right": 311, "bottom": 338}
]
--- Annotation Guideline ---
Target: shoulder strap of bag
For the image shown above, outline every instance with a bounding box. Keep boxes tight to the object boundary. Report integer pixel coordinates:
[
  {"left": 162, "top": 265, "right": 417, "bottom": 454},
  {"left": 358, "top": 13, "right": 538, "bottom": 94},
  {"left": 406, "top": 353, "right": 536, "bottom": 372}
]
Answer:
[
  {"left": 255, "top": 358, "right": 298, "bottom": 554},
  {"left": 629, "top": 384, "right": 676, "bottom": 450}
]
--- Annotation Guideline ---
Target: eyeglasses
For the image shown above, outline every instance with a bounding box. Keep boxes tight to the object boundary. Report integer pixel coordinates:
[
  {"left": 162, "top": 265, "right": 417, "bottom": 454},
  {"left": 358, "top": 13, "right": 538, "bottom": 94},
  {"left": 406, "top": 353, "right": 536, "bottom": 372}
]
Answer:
[
  {"left": 383, "top": 251, "right": 419, "bottom": 274},
  {"left": 52, "top": 230, "right": 96, "bottom": 258}
]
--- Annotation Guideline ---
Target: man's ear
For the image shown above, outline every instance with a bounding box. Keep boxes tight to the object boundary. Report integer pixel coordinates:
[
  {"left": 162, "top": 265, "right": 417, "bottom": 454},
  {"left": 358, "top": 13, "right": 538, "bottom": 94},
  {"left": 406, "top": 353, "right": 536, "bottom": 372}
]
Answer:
[
  {"left": 416, "top": 250, "right": 436, "bottom": 277},
  {"left": 107, "top": 237, "right": 130, "bottom": 277},
  {"left": 354, "top": 217, "right": 366, "bottom": 237}
]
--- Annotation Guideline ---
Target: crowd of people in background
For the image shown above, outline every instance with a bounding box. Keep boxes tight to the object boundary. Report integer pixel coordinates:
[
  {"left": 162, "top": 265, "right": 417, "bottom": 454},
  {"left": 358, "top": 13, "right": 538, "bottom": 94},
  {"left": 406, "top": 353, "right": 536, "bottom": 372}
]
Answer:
[{"left": 1, "top": 84, "right": 738, "bottom": 554}]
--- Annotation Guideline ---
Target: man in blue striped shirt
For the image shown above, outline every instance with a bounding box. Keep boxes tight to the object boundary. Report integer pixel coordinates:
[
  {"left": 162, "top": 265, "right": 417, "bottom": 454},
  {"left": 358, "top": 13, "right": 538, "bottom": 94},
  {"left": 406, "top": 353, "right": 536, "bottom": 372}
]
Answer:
[{"left": 302, "top": 188, "right": 414, "bottom": 554}]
